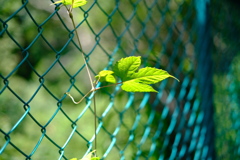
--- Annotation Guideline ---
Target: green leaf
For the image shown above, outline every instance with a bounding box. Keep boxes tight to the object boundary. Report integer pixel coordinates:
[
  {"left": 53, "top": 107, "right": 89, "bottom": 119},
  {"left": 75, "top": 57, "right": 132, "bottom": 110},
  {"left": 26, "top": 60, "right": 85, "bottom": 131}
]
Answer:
[
  {"left": 69, "top": 150, "right": 100, "bottom": 160},
  {"left": 113, "top": 56, "right": 141, "bottom": 81},
  {"left": 131, "top": 67, "right": 178, "bottom": 84},
  {"left": 113, "top": 56, "right": 179, "bottom": 92},
  {"left": 122, "top": 80, "right": 157, "bottom": 92},
  {"left": 79, "top": 150, "right": 100, "bottom": 160},
  {"left": 52, "top": 0, "right": 87, "bottom": 8},
  {"left": 95, "top": 56, "right": 179, "bottom": 92},
  {"left": 95, "top": 70, "right": 116, "bottom": 83}
]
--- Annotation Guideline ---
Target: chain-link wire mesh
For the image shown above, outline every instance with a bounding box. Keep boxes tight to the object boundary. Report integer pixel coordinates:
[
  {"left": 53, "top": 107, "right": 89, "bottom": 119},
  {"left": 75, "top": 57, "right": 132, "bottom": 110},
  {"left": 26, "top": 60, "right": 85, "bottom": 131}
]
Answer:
[{"left": 0, "top": 0, "right": 239, "bottom": 159}]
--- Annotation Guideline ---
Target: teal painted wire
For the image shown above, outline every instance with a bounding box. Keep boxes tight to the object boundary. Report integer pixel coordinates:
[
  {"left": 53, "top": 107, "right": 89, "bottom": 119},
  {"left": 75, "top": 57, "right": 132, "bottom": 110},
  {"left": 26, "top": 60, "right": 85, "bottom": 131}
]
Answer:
[{"left": 0, "top": 0, "right": 217, "bottom": 159}]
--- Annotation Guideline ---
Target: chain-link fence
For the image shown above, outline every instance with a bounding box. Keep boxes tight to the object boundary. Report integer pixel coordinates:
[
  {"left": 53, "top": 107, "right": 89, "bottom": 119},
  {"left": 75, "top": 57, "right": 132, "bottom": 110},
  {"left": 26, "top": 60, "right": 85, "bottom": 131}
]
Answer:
[{"left": 0, "top": 0, "right": 239, "bottom": 159}]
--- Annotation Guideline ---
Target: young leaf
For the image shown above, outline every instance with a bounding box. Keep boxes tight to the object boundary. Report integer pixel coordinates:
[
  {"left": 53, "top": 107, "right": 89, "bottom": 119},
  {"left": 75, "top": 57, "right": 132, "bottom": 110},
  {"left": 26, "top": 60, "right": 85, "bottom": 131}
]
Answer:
[
  {"left": 113, "top": 56, "right": 141, "bottom": 81},
  {"left": 121, "top": 80, "right": 158, "bottom": 92},
  {"left": 95, "top": 70, "right": 116, "bottom": 84},
  {"left": 52, "top": 0, "right": 87, "bottom": 8},
  {"left": 131, "top": 67, "right": 179, "bottom": 84},
  {"left": 94, "top": 56, "right": 178, "bottom": 93},
  {"left": 113, "top": 56, "right": 179, "bottom": 92},
  {"left": 69, "top": 150, "right": 100, "bottom": 160},
  {"left": 80, "top": 150, "right": 100, "bottom": 160}
]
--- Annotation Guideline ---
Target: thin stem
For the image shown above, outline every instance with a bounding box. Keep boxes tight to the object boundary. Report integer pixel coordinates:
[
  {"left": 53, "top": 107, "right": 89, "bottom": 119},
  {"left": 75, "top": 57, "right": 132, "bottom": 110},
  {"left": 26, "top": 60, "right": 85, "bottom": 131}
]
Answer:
[
  {"left": 69, "top": 13, "right": 94, "bottom": 90},
  {"left": 65, "top": 82, "right": 123, "bottom": 153},
  {"left": 65, "top": 81, "right": 123, "bottom": 153},
  {"left": 92, "top": 90, "right": 97, "bottom": 153},
  {"left": 66, "top": 4, "right": 97, "bottom": 153},
  {"left": 94, "top": 82, "right": 123, "bottom": 91},
  {"left": 65, "top": 90, "right": 93, "bottom": 104},
  {"left": 65, "top": 81, "right": 123, "bottom": 104}
]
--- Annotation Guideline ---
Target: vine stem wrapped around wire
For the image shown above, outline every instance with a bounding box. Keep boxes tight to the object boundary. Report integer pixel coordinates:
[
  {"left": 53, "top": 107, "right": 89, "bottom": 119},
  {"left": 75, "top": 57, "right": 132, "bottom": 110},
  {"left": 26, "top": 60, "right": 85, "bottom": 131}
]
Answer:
[{"left": 52, "top": 0, "right": 99, "bottom": 156}]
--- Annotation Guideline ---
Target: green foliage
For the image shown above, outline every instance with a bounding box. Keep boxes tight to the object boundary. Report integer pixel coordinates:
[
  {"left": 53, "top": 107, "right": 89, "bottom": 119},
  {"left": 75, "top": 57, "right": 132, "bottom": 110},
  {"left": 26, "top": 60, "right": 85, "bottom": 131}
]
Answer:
[
  {"left": 95, "top": 56, "right": 179, "bottom": 92},
  {"left": 90, "top": 158, "right": 100, "bottom": 160},
  {"left": 70, "top": 150, "right": 100, "bottom": 160},
  {"left": 113, "top": 56, "right": 141, "bottom": 81},
  {"left": 95, "top": 70, "right": 116, "bottom": 84},
  {"left": 52, "top": 0, "right": 87, "bottom": 8}
]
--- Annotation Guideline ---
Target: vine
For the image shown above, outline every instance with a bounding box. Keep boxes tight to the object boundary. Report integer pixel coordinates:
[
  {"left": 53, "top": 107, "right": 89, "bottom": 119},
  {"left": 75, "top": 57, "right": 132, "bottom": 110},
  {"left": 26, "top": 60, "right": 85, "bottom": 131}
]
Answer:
[{"left": 51, "top": 0, "right": 178, "bottom": 160}]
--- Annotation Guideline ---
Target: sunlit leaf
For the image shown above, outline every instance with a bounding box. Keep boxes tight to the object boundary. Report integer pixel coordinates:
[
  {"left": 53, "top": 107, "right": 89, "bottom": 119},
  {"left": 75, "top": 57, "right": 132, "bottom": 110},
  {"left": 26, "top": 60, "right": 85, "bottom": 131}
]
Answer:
[
  {"left": 95, "top": 70, "right": 116, "bottom": 83},
  {"left": 121, "top": 80, "right": 157, "bottom": 92},
  {"left": 80, "top": 150, "right": 98, "bottom": 160},
  {"left": 113, "top": 56, "right": 179, "bottom": 92},
  {"left": 113, "top": 56, "right": 141, "bottom": 81},
  {"left": 52, "top": 0, "right": 87, "bottom": 8},
  {"left": 95, "top": 56, "right": 179, "bottom": 92},
  {"left": 130, "top": 67, "right": 179, "bottom": 84},
  {"left": 69, "top": 150, "right": 100, "bottom": 160}
]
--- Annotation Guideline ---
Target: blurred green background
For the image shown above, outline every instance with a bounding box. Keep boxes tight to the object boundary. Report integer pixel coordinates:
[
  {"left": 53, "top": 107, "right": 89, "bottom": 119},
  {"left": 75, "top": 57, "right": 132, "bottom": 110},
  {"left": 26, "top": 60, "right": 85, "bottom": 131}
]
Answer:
[{"left": 0, "top": 0, "right": 240, "bottom": 159}]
